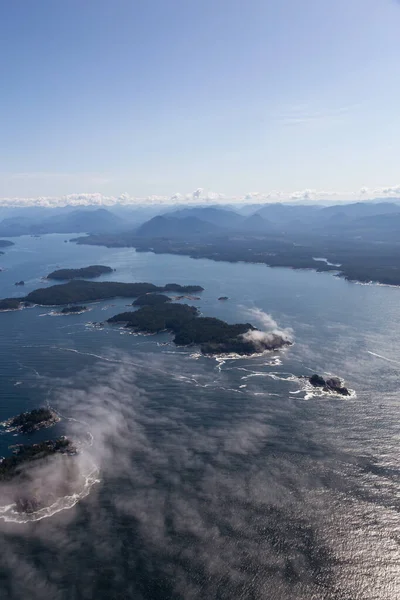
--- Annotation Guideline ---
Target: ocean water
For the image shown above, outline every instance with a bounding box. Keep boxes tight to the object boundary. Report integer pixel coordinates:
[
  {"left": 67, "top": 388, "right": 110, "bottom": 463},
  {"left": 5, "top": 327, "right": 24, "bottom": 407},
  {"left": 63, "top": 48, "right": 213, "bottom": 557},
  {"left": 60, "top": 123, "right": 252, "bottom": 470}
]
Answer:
[{"left": 0, "top": 234, "right": 400, "bottom": 599}]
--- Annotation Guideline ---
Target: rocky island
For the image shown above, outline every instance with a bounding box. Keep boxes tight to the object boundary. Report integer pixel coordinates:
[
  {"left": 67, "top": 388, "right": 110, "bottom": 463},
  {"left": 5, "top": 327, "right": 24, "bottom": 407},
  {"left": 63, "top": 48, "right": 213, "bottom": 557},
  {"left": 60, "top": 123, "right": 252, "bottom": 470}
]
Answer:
[
  {"left": 308, "top": 374, "right": 350, "bottom": 396},
  {"left": 3, "top": 407, "right": 60, "bottom": 433},
  {"left": 46, "top": 265, "right": 114, "bottom": 280},
  {"left": 108, "top": 303, "right": 292, "bottom": 355}
]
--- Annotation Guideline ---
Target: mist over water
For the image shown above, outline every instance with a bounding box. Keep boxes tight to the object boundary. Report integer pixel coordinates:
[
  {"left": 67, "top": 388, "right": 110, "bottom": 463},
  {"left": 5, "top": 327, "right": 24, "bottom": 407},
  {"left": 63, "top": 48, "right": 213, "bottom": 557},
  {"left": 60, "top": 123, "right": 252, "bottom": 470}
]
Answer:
[{"left": 1, "top": 235, "right": 400, "bottom": 599}]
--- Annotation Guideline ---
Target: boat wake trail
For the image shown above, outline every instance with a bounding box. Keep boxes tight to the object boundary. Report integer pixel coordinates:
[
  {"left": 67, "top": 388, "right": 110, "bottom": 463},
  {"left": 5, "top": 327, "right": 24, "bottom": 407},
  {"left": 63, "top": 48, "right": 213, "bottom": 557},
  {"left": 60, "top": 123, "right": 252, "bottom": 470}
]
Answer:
[{"left": 367, "top": 351, "right": 400, "bottom": 366}]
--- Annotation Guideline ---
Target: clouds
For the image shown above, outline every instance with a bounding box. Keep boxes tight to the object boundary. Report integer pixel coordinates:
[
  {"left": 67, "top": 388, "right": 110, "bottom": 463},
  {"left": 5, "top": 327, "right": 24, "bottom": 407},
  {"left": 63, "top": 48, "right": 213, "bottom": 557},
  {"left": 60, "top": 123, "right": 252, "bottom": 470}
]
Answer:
[
  {"left": 241, "top": 308, "right": 293, "bottom": 352},
  {"left": 0, "top": 185, "right": 399, "bottom": 208},
  {"left": 360, "top": 184, "right": 400, "bottom": 198}
]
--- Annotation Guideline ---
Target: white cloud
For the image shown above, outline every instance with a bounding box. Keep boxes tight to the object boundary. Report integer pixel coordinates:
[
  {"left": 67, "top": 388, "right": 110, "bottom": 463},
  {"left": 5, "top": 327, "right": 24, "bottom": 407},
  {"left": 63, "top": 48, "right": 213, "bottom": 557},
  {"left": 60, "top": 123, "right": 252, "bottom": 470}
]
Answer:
[
  {"left": 0, "top": 185, "right": 399, "bottom": 208},
  {"left": 360, "top": 185, "right": 400, "bottom": 198}
]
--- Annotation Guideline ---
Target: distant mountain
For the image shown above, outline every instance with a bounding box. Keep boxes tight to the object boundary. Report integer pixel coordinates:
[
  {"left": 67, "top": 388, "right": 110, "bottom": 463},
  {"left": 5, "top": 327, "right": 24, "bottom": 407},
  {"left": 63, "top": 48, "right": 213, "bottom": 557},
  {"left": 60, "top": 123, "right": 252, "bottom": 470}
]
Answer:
[
  {"left": 319, "top": 202, "right": 400, "bottom": 222},
  {"left": 34, "top": 208, "right": 123, "bottom": 234},
  {"left": 234, "top": 213, "right": 274, "bottom": 233},
  {"left": 0, "top": 208, "right": 123, "bottom": 236},
  {"left": 255, "top": 203, "right": 320, "bottom": 224},
  {"left": 168, "top": 206, "right": 243, "bottom": 228},
  {"left": 336, "top": 212, "right": 400, "bottom": 241},
  {"left": 135, "top": 215, "right": 223, "bottom": 238}
]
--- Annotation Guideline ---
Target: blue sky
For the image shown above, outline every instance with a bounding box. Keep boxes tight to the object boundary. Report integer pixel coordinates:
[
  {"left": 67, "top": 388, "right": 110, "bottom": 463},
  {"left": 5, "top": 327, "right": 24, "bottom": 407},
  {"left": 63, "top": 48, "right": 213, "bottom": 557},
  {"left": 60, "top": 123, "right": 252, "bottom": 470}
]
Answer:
[{"left": 1, "top": 0, "right": 400, "bottom": 204}]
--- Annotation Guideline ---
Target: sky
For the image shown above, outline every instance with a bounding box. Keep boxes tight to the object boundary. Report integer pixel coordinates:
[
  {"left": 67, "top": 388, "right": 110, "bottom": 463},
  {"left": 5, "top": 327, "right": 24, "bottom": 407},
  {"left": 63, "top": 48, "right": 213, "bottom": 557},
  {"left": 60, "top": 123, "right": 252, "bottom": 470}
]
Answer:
[{"left": 1, "top": 0, "right": 400, "bottom": 206}]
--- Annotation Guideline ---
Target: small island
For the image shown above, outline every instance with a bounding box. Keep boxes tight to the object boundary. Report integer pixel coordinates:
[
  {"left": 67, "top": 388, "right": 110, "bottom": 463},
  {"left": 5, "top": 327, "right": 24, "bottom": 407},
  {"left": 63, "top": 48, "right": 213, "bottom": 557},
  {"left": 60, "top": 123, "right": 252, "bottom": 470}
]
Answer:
[
  {"left": 0, "top": 437, "right": 74, "bottom": 482},
  {"left": 218, "top": 296, "right": 229, "bottom": 301},
  {"left": 46, "top": 265, "right": 114, "bottom": 280},
  {"left": 60, "top": 305, "right": 88, "bottom": 314},
  {"left": 108, "top": 302, "right": 291, "bottom": 355},
  {"left": 15, "top": 280, "right": 25, "bottom": 286},
  {"left": 308, "top": 374, "right": 350, "bottom": 396},
  {"left": 0, "top": 240, "right": 14, "bottom": 248},
  {"left": 3, "top": 408, "right": 60, "bottom": 434}
]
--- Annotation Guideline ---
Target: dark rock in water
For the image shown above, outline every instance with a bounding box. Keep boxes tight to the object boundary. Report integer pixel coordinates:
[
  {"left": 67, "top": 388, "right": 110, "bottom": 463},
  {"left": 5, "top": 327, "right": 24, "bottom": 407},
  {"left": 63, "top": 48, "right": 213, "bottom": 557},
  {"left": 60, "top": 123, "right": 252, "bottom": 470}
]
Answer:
[
  {"left": 309, "top": 374, "right": 326, "bottom": 387},
  {"left": 15, "top": 281, "right": 25, "bottom": 286},
  {"left": 309, "top": 374, "right": 350, "bottom": 396},
  {"left": 218, "top": 296, "right": 229, "bottom": 301},
  {"left": 325, "top": 377, "right": 350, "bottom": 396}
]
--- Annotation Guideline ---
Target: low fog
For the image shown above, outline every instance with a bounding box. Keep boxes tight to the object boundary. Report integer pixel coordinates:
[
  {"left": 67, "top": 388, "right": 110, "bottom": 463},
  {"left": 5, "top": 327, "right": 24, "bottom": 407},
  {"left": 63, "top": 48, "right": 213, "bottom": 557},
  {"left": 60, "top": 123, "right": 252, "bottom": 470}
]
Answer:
[
  {"left": 0, "top": 351, "right": 395, "bottom": 599},
  {"left": 241, "top": 308, "right": 294, "bottom": 352}
]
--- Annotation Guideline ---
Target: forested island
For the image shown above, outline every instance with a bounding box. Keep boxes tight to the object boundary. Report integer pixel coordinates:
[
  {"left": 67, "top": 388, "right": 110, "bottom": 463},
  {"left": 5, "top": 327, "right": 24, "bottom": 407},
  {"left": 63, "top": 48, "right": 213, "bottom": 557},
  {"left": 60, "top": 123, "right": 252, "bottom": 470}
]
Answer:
[
  {"left": 3, "top": 408, "right": 60, "bottom": 433},
  {"left": 47, "top": 265, "right": 113, "bottom": 280},
  {"left": 0, "top": 437, "right": 74, "bottom": 482},
  {"left": 108, "top": 303, "right": 291, "bottom": 355},
  {"left": 0, "top": 280, "right": 204, "bottom": 308},
  {"left": 60, "top": 305, "right": 88, "bottom": 314}
]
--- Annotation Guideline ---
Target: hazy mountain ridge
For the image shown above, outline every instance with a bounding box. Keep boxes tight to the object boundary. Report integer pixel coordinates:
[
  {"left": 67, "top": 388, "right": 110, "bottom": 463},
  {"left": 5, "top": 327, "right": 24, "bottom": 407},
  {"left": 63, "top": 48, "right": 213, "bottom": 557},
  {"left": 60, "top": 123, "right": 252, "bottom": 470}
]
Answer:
[{"left": 1, "top": 200, "right": 400, "bottom": 240}]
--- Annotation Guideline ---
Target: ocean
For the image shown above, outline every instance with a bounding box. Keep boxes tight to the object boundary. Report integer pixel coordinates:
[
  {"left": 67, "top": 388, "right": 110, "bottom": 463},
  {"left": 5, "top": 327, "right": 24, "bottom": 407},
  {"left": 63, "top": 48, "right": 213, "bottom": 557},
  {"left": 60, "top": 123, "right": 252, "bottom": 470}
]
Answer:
[{"left": 0, "top": 234, "right": 399, "bottom": 599}]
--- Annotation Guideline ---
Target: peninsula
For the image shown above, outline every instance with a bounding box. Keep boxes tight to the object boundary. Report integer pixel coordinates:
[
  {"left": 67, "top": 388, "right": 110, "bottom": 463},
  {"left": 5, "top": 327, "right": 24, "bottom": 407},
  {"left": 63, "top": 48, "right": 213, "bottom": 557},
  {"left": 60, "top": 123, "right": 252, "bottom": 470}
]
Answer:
[
  {"left": 47, "top": 265, "right": 113, "bottom": 280},
  {"left": 108, "top": 303, "right": 291, "bottom": 355}
]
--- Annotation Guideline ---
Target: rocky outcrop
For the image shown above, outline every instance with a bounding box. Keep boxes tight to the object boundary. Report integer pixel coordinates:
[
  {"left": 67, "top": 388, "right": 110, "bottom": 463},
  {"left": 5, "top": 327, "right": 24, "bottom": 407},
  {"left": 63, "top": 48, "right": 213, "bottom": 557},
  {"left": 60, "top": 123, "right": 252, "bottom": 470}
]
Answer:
[{"left": 309, "top": 374, "right": 350, "bottom": 396}]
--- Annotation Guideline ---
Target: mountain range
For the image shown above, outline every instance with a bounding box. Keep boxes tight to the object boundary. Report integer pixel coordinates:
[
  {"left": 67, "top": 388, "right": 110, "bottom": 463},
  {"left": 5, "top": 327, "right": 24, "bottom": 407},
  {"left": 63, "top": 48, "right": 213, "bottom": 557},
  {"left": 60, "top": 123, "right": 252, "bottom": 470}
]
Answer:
[{"left": 1, "top": 200, "right": 400, "bottom": 242}]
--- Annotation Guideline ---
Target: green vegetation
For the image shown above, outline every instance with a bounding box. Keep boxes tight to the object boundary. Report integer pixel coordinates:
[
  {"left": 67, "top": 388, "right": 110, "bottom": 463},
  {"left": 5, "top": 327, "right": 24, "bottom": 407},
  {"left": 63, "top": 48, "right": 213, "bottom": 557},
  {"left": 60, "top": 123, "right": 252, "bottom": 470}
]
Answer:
[
  {"left": 0, "top": 438, "right": 73, "bottom": 481},
  {"left": 47, "top": 265, "right": 113, "bottom": 280},
  {"left": 108, "top": 303, "right": 288, "bottom": 355},
  {"left": 109, "top": 303, "right": 198, "bottom": 333},
  {"left": 25, "top": 281, "right": 161, "bottom": 305},
  {"left": 1, "top": 280, "right": 204, "bottom": 307},
  {"left": 8, "top": 408, "right": 58, "bottom": 433},
  {"left": 0, "top": 298, "right": 22, "bottom": 311},
  {"left": 163, "top": 283, "right": 204, "bottom": 293},
  {"left": 74, "top": 231, "right": 400, "bottom": 287},
  {"left": 61, "top": 305, "right": 88, "bottom": 314},
  {"left": 133, "top": 294, "right": 171, "bottom": 306}
]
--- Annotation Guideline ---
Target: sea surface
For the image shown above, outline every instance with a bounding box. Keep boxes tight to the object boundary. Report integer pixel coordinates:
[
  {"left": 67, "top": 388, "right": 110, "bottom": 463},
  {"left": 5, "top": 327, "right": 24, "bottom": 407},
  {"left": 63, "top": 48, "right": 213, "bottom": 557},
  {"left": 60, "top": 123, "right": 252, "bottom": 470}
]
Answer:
[{"left": 0, "top": 234, "right": 400, "bottom": 600}]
